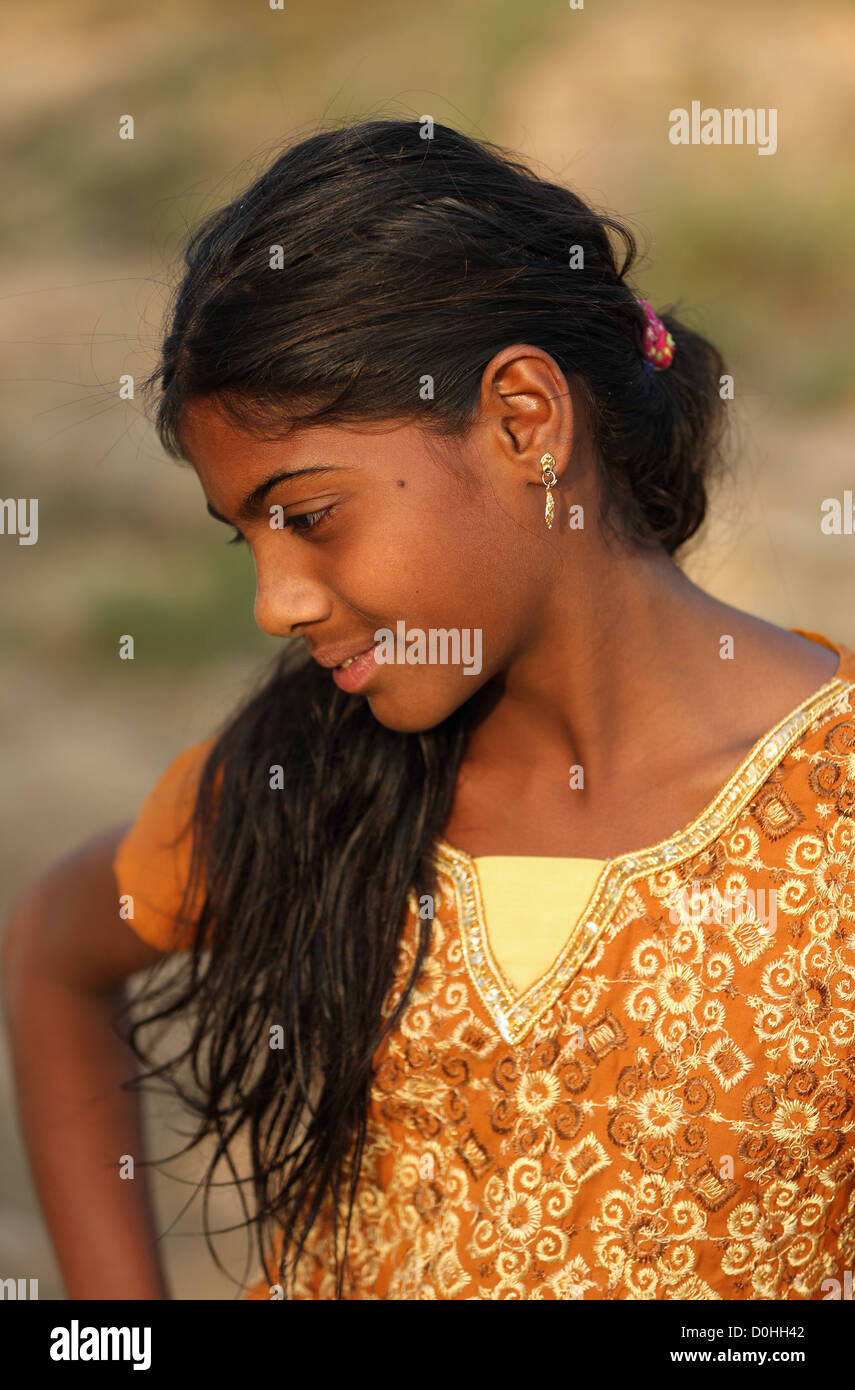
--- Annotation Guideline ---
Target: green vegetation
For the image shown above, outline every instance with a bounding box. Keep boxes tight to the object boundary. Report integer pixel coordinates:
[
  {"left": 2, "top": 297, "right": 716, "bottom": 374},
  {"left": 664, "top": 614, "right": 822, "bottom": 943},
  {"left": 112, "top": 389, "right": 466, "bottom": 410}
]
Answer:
[{"left": 82, "top": 542, "right": 275, "bottom": 667}]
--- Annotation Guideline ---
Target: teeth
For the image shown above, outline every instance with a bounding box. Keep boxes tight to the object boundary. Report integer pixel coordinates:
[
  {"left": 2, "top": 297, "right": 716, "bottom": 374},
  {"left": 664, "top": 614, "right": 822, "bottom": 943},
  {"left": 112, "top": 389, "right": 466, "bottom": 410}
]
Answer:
[{"left": 339, "top": 646, "right": 372, "bottom": 670}]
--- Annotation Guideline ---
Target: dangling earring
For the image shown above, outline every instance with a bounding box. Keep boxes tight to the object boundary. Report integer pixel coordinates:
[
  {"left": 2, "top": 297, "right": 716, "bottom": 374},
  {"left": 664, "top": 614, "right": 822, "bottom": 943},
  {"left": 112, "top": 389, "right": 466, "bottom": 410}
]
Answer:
[{"left": 540, "top": 453, "right": 558, "bottom": 530}]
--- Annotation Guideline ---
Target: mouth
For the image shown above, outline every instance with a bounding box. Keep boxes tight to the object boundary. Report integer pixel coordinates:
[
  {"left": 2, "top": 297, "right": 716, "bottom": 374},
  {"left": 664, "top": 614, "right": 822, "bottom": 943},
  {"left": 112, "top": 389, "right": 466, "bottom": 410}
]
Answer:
[
  {"left": 338, "top": 647, "right": 372, "bottom": 669},
  {"left": 330, "top": 642, "right": 379, "bottom": 694}
]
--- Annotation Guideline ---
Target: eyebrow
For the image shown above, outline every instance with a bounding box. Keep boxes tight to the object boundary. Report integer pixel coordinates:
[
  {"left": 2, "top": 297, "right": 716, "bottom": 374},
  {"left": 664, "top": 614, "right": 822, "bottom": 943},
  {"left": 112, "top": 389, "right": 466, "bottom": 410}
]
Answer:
[{"left": 205, "top": 465, "right": 348, "bottom": 526}]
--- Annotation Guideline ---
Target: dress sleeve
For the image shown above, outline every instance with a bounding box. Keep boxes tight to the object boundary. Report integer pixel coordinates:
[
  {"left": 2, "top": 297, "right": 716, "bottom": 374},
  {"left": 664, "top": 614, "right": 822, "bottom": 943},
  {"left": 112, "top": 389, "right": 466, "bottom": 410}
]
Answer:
[{"left": 112, "top": 737, "right": 218, "bottom": 952}]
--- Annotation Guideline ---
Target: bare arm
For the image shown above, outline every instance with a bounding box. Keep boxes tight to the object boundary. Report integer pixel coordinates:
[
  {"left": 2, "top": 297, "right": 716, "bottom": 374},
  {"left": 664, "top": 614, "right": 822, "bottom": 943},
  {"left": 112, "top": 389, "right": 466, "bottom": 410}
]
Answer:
[{"left": 2, "top": 825, "right": 175, "bottom": 1299}]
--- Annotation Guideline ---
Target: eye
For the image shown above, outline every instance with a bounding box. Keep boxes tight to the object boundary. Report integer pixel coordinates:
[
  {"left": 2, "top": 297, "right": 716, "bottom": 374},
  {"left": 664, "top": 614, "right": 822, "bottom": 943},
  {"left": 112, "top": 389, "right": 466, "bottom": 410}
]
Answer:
[
  {"left": 223, "top": 506, "right": 335, "bottom": 546},
  {"left": 285, "top": 506, "right": 335, "bottom": 535}
]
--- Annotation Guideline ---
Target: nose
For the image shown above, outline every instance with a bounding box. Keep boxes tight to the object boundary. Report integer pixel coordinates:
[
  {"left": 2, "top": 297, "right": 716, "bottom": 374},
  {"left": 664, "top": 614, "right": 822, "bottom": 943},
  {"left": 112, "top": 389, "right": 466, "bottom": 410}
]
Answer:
[{"left": 252, "top": 554, "right": 330, "bottom": 638}]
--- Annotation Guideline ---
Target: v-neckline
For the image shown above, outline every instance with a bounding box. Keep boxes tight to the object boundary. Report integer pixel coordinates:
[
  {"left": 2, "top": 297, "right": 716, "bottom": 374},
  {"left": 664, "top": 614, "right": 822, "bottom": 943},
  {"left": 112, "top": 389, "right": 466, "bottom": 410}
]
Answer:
[{"left": 431, "top": 665, "right": 852, "bottom": 1046}]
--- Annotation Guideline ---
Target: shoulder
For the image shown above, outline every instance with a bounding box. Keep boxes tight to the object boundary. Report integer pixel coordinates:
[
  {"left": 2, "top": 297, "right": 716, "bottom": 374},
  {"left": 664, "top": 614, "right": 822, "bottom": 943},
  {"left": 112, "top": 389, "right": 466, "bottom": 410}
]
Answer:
[
  {"left": 115, "top": 737, "right": 218, "bottom": 858},
  {"left": 755, "top": 672, "right": 855, "bottom": 901},
  {"left": 733, "top": 624, "right": 846, "bottom": 720},
  {"left": 112, "top": 737, "right": 219, "bottom": 952},
  {"left": 780, "top": 675, "right": 855, "bottom": 806}
]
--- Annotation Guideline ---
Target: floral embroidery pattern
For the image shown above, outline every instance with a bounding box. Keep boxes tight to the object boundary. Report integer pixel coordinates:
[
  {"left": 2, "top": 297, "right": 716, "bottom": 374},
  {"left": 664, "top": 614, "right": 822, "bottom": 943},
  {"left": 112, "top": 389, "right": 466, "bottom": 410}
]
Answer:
[
  {"left": 808, "top": 719, "right": 855, "bottom": 819},
  {"left": 592, "top": 1172, "right": 718, "bottom": 1299},
  {"left": 246, "top": 680, "right": 855, "bottom": 1300}
]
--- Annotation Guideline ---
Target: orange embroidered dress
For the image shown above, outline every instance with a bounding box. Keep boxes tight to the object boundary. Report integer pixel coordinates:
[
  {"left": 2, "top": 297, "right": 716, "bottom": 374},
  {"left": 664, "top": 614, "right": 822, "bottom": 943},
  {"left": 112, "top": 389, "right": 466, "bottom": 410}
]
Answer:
[{"left": 114, "top": 630, "right": 855, "bottom": 1299}]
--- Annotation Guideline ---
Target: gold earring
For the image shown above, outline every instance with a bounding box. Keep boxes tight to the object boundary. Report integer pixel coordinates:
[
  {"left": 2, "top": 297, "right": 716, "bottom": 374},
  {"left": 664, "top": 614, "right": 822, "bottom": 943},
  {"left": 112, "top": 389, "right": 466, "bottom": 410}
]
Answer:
[{"left": 540, "top": 453, "right": 558, "bottom": 529}]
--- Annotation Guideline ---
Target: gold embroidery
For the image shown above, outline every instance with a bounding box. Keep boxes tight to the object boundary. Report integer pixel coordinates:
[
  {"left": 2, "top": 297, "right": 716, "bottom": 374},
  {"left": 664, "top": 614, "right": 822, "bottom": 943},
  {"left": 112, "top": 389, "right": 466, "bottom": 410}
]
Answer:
[
  {"left": 750, "top": 781, "right": 805, "bottom": 839},
  {"left": 241, "top": 657, "right": 855, "bottom": 1300},
  {"left": 434, "top": 677, "right": 853, "bottom": 1046}
]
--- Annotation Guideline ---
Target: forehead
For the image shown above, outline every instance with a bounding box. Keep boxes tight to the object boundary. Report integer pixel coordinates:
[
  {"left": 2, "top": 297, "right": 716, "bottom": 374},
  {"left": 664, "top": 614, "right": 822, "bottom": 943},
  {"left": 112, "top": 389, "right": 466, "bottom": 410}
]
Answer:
[
  {"left": 177, "top": 395, "right": 416, "bottom": 470},
  {"left": 177, "top": 396, "right": 288, "bottom": 464}
]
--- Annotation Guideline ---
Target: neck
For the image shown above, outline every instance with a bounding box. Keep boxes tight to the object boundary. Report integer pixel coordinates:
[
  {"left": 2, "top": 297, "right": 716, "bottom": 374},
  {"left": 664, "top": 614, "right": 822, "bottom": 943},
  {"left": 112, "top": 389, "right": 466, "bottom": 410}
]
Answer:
[{"left": 464, "top": 531, "right": 782, "bottom": 787}]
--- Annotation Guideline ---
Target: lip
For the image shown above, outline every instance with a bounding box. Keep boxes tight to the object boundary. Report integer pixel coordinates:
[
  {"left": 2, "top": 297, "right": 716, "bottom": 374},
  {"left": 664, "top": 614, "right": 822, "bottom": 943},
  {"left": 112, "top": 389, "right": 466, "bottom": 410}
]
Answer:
[
  {"left": 309, "top": 639, "right": 378, "bottom": 670},
  {"left": 330, "top": 643, "right": 379, "bottom": 693}
]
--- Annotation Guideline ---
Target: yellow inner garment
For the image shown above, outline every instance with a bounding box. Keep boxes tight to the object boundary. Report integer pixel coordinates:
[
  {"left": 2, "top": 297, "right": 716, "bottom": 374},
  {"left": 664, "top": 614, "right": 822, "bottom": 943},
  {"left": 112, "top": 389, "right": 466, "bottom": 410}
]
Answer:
[{"left": 473, "top": 856, "right": 608, "bottom": 994}]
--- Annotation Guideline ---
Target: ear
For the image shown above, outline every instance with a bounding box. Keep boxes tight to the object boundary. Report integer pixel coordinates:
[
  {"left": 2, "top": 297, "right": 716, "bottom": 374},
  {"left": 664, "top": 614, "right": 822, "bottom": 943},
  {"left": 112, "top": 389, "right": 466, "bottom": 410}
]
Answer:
[{"left": 477, "top": 343, "right": 575, "bottom": 483}]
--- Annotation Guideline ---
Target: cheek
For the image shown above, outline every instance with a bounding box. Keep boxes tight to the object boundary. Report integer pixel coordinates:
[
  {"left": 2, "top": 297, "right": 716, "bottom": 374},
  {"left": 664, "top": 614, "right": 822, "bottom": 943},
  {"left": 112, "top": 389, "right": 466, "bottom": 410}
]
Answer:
[
  {"left": 332, "top": 489, "right": 487, "bottom": 610},
  {"left": 332, "top": 481, "right": 535, "bottom": 640}
]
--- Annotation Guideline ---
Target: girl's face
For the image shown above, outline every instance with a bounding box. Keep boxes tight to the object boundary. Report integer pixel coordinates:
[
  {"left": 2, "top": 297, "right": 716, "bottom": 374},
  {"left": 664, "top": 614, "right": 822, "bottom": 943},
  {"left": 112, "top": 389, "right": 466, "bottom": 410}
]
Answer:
[{"left": 179, "top": 391, "right": 563, "bottom": 733}]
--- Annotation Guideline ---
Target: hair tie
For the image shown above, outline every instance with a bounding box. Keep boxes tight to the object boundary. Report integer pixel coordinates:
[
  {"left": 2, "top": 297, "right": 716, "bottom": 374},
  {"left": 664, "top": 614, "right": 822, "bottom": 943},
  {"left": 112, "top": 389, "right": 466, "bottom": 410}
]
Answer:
[{"left": 636, "top": 296, "right": 675, "bottom": 371}]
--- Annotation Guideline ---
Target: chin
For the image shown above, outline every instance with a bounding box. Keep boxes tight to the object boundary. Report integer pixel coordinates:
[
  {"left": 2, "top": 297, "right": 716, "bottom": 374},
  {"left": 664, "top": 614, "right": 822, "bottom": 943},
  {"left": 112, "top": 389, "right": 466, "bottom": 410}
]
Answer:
[{"left": 365, "top": 682, "right": 478, "bottom": 734}]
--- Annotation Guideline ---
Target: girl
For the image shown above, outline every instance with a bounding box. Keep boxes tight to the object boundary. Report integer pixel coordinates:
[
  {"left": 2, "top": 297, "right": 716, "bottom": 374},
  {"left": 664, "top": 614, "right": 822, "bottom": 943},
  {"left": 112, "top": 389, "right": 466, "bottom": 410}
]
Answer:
[{"left": 4, "top": 118, "right": 855, "bottom": 1302}]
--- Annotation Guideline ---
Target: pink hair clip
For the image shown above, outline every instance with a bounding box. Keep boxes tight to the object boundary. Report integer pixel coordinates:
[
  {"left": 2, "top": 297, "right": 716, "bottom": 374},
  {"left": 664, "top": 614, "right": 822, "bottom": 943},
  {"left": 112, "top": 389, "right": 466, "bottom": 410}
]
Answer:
[{"left": 636, "top": 297, "right": 676, "bottom": 372}]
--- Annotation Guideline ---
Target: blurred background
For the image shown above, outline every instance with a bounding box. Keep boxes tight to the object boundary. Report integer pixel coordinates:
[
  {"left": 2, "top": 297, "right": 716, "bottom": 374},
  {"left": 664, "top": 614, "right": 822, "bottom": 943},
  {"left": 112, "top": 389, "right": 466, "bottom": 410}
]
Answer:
[{"left": 1, "top": 0, "right": 853, "bottom": 1298}]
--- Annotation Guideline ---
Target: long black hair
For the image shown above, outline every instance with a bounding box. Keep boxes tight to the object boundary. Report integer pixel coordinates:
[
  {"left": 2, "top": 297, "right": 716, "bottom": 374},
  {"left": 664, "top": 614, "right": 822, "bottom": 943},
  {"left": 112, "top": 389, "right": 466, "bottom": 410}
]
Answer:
[{"left": 123, "top": 117, "right": 731, "bottom": 1299}]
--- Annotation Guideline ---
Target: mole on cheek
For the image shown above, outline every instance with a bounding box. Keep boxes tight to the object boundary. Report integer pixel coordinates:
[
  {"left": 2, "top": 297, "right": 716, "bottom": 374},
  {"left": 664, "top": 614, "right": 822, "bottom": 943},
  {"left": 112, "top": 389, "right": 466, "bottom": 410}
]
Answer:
[{"left": 396, "top": 479, "right": 406, "bottom": 487}]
